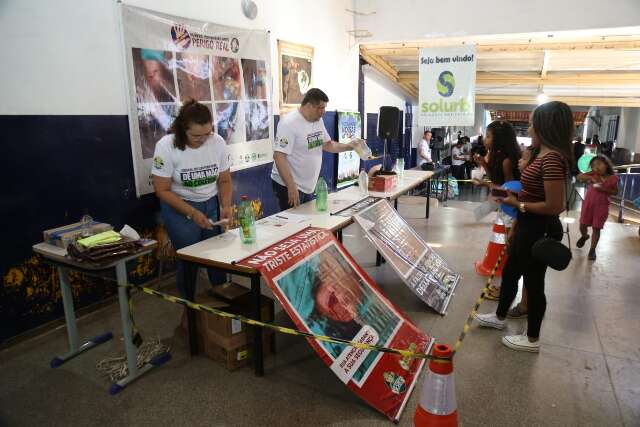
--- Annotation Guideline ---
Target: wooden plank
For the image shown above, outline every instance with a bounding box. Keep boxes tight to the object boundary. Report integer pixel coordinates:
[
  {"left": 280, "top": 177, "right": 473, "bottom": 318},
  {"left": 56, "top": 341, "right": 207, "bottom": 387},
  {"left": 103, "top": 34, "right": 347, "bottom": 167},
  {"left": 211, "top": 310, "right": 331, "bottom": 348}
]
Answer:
[
  {"left": 476, "top": 94, "right": 640, "bottom": 107},
  {"left": 361, "top": 38, "right": 640, "bottom": 56},
  {"left": 397, "top": 71, "right": 640, "bottom": 86}
]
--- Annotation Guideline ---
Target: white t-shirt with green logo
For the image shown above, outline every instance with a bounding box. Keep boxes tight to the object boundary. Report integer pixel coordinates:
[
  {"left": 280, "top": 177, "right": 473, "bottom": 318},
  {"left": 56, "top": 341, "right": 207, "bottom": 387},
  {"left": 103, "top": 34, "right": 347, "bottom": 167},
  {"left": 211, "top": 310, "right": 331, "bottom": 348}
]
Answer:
[
  {"left": 270, "top": 109, "right": 331, "bottom": 194},
  {"left": 152, "top": 133, "right": 230, "bottom": 202}
]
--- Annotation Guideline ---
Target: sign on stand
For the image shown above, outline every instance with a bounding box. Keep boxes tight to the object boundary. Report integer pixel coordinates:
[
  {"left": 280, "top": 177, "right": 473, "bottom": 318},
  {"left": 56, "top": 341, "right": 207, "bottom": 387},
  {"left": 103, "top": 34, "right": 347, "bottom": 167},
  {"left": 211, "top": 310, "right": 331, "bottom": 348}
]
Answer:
[
  {"left": 418, "top": 45, "right": 476, "bottom": 127},
  {"left": 353, "top": 200, "right": 460, "bottom": 314}
]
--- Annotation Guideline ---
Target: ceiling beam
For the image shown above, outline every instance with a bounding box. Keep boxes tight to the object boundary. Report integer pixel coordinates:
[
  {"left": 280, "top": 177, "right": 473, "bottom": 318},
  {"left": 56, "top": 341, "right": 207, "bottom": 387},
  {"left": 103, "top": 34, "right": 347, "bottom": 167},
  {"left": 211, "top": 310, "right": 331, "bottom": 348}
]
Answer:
[
  {"left": 476, "top": 95, "right": 640, "bottom": 107},
  {"left": 360, "top": 39, "right": 640, "bottom": 56},
  {"left": 360, "top": 52, "right": 418, "bottom": 99},
  {"left": 397, "top": 71, "right": 640, "bottom": 86}
]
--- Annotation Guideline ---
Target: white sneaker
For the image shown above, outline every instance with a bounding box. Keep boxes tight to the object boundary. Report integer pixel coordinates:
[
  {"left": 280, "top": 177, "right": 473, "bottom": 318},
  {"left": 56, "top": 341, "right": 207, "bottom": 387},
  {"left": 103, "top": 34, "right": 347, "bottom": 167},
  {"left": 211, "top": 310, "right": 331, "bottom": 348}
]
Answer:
[
  {"left": 474, "top": 312, "right": 505, "bottom": 330},
  {"left": 502, "top": 334, "right": 540, "bottom": 353}
]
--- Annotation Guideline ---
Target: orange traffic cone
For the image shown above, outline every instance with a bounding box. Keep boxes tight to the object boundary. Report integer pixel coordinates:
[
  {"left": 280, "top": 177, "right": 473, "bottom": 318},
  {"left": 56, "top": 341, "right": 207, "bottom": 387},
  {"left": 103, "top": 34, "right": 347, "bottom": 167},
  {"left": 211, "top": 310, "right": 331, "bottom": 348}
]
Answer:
[
  {"left": 414, "top": 343, "right": 458, "bottom": 427},
  {"left": 475, "top": 215, "right": 508, "bottom": 277}
]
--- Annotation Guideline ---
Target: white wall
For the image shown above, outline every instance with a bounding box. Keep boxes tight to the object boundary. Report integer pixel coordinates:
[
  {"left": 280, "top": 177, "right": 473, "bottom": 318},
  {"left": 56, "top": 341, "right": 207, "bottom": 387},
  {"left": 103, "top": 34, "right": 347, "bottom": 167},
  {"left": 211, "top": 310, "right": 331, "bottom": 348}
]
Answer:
[
  {"left": 353, "top": 0, "right": 640, "bottom": 42},
  {"left": 362, "top": 65, "right": 410, "bottom": 138},
  {"left": 0, "top": 0, "right": 358, "bottom": 115},
  {"left": 618, "top": 108, "right": 640, "bottom": 153}
]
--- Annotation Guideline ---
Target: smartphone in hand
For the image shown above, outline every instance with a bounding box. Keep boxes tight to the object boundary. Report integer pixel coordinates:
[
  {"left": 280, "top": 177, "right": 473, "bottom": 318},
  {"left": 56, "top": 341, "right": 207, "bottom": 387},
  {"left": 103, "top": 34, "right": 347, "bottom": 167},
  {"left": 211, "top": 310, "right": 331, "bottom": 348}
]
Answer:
[{"left": 491, "top": 188, "right": 509, "bottom": 198}]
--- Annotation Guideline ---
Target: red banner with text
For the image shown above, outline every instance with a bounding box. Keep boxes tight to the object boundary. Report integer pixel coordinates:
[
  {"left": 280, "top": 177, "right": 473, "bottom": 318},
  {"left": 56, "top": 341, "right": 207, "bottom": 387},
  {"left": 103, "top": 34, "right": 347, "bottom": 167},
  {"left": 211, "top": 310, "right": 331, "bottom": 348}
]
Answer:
[{"left": 237, "top": 227, "right": 433, "bottom": 422}]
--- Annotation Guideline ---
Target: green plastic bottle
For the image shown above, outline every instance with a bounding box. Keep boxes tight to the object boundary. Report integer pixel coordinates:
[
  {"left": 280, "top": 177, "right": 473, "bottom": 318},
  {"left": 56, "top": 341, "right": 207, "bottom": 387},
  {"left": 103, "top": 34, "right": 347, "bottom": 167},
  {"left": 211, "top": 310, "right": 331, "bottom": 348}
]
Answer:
[
  {"left": 315, "top": 177, "right": 328, "bottom": 212},
  {"left": 238, "top": 195, "right": 256, "bottom": 244}
]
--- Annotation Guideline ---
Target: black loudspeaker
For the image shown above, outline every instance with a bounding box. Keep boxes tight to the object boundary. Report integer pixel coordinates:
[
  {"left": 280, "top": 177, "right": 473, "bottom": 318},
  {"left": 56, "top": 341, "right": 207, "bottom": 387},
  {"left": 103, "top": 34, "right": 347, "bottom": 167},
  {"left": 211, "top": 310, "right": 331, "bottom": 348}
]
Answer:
[
  {"left": 431, "top": 127, "right": 445, "bottom": 149},
  {"left": 378, "top": 106, "right": 400, "bottom": 139}
]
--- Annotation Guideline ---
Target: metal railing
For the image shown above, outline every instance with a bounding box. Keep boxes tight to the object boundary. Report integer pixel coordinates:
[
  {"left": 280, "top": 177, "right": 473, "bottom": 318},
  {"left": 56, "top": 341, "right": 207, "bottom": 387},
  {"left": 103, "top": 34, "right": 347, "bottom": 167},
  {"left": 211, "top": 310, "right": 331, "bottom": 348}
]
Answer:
[{"left": 614, "top": 163, "right": 640, "bottom": 223}]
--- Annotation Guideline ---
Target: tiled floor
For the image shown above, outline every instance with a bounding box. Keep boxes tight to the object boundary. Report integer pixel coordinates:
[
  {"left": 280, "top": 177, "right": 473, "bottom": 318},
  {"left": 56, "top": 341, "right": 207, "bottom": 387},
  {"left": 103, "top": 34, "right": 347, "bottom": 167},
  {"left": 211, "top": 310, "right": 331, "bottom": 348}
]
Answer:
[{"left": 1, "top": 195, "right": 638, "bottom": 426}]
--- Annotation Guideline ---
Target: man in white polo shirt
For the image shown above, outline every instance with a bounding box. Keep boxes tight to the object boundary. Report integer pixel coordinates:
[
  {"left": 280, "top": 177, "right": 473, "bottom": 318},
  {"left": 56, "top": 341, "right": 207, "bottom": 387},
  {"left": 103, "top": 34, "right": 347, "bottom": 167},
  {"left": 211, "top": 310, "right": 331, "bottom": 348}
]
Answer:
[{"left": 271, "top": 88, "right": 357, "bottom": 210}]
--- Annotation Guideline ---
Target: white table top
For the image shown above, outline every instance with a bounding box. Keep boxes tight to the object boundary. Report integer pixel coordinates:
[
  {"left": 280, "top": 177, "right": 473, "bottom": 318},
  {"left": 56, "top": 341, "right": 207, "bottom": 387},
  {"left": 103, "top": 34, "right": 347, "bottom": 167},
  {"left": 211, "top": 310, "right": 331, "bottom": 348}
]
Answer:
[
  {"left": 337, "top": 170, "right": 433, "bottom": 200},
  {"left": 176, "top": 170, "right": 433, "bottom": 272},
  {"left": 177, "top": 186, "right": 368, "bottom": 272}
]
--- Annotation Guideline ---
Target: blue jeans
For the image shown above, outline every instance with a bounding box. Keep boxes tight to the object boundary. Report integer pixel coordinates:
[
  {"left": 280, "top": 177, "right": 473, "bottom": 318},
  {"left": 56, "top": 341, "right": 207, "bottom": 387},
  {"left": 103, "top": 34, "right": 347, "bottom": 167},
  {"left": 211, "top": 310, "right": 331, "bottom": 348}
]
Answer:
[
  {"left": 160, "top": 196, "right": 226, "bottom": 299},
  {"left": 271, "top": 179, "right": 314, "bottom": 212}
]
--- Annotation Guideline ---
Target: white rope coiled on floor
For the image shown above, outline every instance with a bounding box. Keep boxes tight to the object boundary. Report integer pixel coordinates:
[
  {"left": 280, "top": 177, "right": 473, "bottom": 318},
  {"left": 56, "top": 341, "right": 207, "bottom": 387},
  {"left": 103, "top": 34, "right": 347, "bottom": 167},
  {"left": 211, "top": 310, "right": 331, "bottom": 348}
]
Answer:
[{"left": 96, "top": 337, "right": 170, "bottom": 382}]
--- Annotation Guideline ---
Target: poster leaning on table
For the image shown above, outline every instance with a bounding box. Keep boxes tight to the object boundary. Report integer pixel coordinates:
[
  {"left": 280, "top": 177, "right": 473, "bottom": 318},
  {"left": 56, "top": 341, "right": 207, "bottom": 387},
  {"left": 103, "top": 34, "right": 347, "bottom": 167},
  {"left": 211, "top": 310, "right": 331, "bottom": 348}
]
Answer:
[{"left": 237, "top": 227, "right": 432, "bottom": 422}]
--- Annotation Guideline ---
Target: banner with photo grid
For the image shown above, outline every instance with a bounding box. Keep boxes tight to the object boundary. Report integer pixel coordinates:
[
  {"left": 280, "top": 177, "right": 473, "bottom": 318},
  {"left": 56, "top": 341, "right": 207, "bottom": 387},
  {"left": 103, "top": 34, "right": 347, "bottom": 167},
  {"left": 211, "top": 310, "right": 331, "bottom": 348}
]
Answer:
[{"left": 121, "top": 4, "right": 273, "bottom": 196}]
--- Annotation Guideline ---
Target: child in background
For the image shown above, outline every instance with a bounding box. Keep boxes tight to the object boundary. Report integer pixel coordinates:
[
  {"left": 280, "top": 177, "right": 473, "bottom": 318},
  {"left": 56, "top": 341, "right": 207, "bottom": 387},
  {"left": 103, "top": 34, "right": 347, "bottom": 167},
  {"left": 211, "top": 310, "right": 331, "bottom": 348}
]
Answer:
[{"left": 576, "top": 155, "right": 619, "bottom": 260}]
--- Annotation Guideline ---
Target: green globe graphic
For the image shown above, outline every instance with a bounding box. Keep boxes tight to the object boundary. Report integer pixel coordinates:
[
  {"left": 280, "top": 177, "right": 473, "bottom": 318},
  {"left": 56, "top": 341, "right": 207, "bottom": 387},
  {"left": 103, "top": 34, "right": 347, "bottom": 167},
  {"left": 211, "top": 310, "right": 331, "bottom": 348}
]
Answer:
[{"left": 437, "top": 71, "right": 455, "bottom": 97}]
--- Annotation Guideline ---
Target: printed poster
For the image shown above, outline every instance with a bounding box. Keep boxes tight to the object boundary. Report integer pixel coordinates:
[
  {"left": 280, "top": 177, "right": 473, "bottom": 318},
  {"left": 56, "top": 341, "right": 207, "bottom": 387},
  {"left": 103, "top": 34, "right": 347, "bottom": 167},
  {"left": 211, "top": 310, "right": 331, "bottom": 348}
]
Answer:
[
  {"left": 418, "top": 45, "right": 476, "bottom": 126},
  {"left": 238, "top": 228, "right": 432, "bottom": 422},
  {"left": 333, "top": 196, "right": 380, "bottom": 218},
  {"left": 121, "top": 4, "right": 274, "bottom": 196},
  {"left": 354, "top": 200, "right": 460, "bottom": 314},
  {"left": 337, "top": 111, "right": 362, "bottom": 188}
]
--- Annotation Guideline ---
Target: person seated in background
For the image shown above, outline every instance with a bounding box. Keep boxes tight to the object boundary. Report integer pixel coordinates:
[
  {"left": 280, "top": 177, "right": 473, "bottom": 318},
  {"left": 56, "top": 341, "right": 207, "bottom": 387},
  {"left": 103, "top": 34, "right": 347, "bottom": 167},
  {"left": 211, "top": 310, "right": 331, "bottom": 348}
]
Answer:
[
  {"left": 451, "top": 139, "right": 467, "bottom": 180},
  {"left": 418, "top": 130, "right": 434, "bottom": 170}
]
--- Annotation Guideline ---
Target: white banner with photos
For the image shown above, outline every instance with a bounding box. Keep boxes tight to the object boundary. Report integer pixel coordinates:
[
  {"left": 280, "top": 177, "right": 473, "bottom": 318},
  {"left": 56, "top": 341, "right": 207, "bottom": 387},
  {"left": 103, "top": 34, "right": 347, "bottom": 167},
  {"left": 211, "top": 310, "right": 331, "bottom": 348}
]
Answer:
[{"left": 120, "top": 4, "right": 273, "bottom": 196}]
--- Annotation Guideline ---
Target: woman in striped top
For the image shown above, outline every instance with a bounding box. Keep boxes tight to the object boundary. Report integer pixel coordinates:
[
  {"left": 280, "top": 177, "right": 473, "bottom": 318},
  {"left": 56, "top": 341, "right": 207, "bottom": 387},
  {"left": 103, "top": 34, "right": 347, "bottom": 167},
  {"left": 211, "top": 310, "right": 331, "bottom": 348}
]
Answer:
[{"left": 475, "top": 101, "right": 574, "bottom": 353}]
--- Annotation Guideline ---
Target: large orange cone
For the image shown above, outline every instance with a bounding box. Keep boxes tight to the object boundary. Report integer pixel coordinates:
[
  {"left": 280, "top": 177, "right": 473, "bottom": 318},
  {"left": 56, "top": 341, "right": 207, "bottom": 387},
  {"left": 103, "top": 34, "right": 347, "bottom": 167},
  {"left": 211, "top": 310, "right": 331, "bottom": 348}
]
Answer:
[
  {"left": 414, "top": 343, "right": 458, "bottom": 427},
  {"left": 475, "top": 215, "right": 508, "bottom": 277}
]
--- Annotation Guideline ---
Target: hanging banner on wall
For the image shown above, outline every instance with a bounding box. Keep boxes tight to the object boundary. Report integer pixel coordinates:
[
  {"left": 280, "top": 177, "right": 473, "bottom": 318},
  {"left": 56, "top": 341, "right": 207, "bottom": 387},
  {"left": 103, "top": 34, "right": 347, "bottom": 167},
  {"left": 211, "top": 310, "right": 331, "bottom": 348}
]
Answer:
[
  {"left": 237, "top": 227, "right": 432, "bottom": 422},
  {"left": 418, "top": 45, "right": 476, "bottom": 127},
  {"left": 120, "top": 5, "right": 273, "bottom": 196},
  {"left": 336, "top": 111, "right": 362, "bottom": 188},
  {"left": 354, "top": 200, "right": 460, "bottom": 314}
]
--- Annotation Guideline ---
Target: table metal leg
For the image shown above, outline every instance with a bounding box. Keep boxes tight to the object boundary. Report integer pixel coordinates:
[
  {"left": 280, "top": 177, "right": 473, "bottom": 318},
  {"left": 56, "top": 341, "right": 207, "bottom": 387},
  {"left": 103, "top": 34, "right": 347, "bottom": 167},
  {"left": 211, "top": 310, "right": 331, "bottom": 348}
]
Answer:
[
  {"left": 394, "top": 198, "right": 398, "bottom": 210},
  {"left": 426, "top": 177, "right": 431, "bottom": 218},
  {"left": 50, "top": 267, "right": 113, "bottom": 368},
  {"left": 251, "top": 274, "right": 264, "bottom": 377},
  {"left": 109, "top": 262, "right": 171, "bottom": 395},
  {"left": 183, "top": 261, "right": 199, "bottom": 356},
  {"left": 444, "top": 176, "right": 450, "bottom": 207}
]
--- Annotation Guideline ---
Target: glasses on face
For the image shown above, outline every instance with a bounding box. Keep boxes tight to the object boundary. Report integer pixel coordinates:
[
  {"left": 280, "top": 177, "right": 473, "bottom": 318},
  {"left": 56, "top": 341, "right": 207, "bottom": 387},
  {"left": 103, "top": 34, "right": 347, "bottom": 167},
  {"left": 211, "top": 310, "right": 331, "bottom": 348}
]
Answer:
[{"left": 187, "top": 131, "right": 211, "bottom": 141}]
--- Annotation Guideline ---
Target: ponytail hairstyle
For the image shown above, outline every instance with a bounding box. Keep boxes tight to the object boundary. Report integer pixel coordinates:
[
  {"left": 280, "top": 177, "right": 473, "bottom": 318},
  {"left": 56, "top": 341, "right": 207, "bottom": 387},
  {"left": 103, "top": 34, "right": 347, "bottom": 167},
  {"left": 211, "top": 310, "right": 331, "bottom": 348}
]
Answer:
[
  {"left": 531, "top": 101, "right": 575, "bottom": 167},
  {"left": 168, "top": 99, "right": 213, "bottom": 150}
]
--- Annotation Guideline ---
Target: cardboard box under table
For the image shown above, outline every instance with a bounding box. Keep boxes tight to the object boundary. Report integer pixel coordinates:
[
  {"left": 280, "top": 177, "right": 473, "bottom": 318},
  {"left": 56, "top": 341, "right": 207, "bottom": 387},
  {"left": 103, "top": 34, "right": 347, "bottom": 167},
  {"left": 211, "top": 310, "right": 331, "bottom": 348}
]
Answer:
[{"left": 182, "top": 285, "right": 275, "bottom": 371}]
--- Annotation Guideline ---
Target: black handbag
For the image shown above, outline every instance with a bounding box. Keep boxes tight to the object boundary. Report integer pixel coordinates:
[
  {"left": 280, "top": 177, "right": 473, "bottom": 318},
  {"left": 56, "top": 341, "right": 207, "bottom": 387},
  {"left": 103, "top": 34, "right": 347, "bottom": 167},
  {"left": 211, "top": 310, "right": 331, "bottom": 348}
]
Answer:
[{"left": 531, "top": 219, "right": 572, "bottom": 271}]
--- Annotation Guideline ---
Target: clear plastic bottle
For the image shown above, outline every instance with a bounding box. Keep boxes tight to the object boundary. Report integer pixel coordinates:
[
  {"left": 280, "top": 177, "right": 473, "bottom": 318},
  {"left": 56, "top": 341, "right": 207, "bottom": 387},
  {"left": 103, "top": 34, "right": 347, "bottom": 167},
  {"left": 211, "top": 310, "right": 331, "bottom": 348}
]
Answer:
[
  {"left": 80, "top": 214, "right": 93, "bottom": 238},
  {"left": 353, "top": 139, "right": 372, "bottom": 160},
  {"left": 237, "top": 195, "right": 256, "bottom": 244},
  {"left": 358, "top": 169, "right": 369, "bottom": 196},
  {"left": 315, "top": 177, "right": 328, "bottom": 212},
  {"left": 395, "top": 157, "right": 405, "bottom": 179}
]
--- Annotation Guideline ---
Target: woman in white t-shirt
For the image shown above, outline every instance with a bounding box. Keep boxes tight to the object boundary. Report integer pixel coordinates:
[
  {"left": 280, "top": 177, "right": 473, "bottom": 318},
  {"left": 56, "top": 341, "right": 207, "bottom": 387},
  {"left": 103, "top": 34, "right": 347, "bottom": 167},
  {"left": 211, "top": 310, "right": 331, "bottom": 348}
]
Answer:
[{"left": 152, "top": 100, "right": 232, "bottom": 299}]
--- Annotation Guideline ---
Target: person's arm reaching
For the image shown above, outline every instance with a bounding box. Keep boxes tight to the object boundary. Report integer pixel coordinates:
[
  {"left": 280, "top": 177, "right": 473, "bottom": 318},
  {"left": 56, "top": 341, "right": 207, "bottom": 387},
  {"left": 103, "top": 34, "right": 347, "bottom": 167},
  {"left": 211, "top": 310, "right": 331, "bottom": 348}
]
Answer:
[
  {"left": 322, "top": 139, "right": 355, "bottom": 153},
  {"left": 153, "top": 176, "right": 213, "bottom": 229},
  {"left": 217, "top": 170, "right": 232, "bottom": 222},
  {"left": 273, "top": 152, "right": 300, "bottom": 207}
]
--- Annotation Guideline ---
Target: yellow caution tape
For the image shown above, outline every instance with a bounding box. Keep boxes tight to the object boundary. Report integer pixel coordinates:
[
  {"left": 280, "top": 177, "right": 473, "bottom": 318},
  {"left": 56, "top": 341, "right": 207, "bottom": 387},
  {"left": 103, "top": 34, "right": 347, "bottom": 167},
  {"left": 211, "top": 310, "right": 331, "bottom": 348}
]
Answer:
[
  {"left": 451, "top": 246, "right": 507, "bottom": 356},
  {"left": 121, "top": 283, "right": 454, "bottom": 361},
  {"left": 123, "top": 243, "right": 505, "bottom": 361}
]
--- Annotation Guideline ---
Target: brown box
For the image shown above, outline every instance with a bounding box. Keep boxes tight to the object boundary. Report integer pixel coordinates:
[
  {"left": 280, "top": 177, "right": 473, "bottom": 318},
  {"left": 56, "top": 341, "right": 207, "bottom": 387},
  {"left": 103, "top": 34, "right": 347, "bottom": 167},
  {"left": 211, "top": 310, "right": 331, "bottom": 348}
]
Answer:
[
  {"left": 181, "top": 291, "right": 276, "bottom": 370},
  {"left": 211, "top": 282, "right": 251, "bottom": 301},
  {"left": 369, "top": 173, "right": 397, "bottom": 192},
  {"left": 44, "top": 221, "right": 113, "bottom": 248},
  {"left": 202, "top": 328, "right": 275, "bottom": 371}
]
